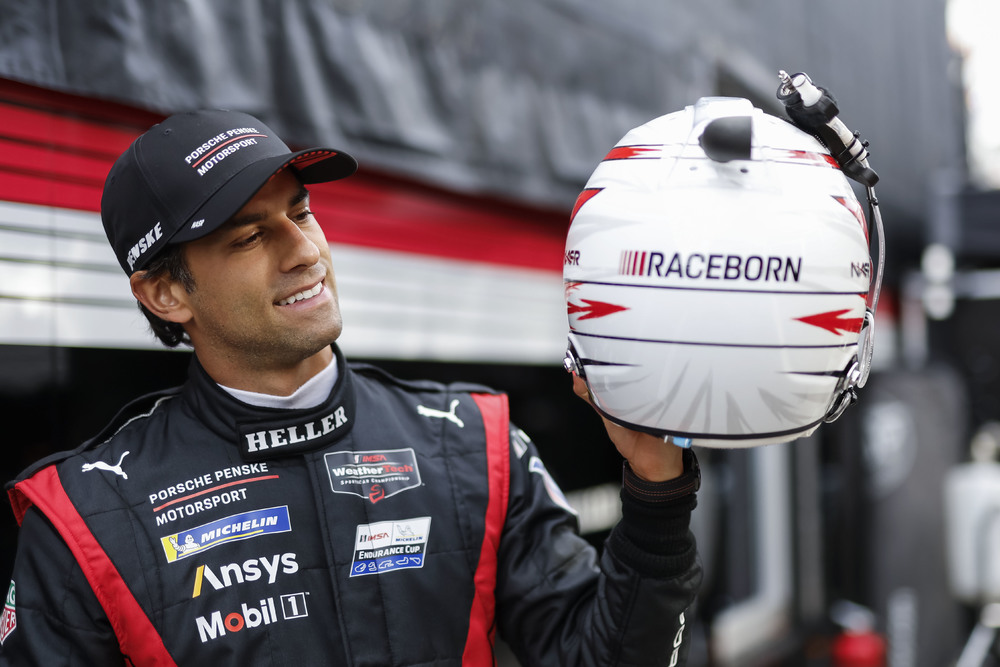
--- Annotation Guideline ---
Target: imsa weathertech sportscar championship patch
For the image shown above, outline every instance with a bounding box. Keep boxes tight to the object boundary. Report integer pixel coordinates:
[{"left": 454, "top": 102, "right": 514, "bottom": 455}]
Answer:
[
  {"left": 350, "top": 517, "right": 431, "bottom": 577},
  {"left": 160, "top": 506, "right": 292, "bottom": 563},
  {"left": 324, "top": 448, "right": 421, "bottom": 503}
]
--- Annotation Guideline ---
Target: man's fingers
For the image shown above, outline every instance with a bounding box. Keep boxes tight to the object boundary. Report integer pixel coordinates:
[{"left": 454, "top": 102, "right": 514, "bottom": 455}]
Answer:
[{"left": 571, "top": 373, "right": 592, "bottom": 404}]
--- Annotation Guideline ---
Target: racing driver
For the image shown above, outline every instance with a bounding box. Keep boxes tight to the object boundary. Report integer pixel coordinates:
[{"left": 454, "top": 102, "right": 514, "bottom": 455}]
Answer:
[{"left": 0, "top": 109, "right": 701, "bottom": 665}]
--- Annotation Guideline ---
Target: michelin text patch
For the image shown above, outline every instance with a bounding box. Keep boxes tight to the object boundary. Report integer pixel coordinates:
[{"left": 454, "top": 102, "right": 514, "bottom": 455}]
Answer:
[{"left": 160, "top": 506, "right": 291, "bottom": 563}]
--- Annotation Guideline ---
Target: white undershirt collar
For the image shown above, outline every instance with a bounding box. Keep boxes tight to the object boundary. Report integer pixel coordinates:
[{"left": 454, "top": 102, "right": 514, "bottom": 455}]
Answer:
[{"left": 218, "top": 355, "right": 339, "bottom": 410}]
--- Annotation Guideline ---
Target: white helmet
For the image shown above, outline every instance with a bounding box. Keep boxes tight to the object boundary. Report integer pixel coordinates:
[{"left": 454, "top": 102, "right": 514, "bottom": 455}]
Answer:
[{"left": 563, "top": 91, "right": 883, "bottom": 448}]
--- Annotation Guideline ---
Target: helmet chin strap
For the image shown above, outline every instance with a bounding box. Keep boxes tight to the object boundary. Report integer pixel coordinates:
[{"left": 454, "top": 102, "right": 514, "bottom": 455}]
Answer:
[
  {"left": 825, "top": 186, "right": 884, "bottom": 423},
  {"left": 776, "top": 71, "right": 885, "bottom": 422},
  {"left": 858, "top": 184, "right": 885, "bottom": 390}
]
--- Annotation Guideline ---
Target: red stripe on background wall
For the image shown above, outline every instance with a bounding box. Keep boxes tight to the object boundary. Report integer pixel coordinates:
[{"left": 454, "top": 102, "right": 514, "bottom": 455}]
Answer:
[
  {"left": 0, "top": 80, "right": 568, "bottom": 273},
  {"left": 308, "top": 176, "right": 566, "bottom": 271}
]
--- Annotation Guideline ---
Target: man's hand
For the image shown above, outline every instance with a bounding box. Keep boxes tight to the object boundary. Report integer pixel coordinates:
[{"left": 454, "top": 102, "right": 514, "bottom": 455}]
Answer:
[{"left": 572, "top": 374, "right": 684, "bottom": 482}]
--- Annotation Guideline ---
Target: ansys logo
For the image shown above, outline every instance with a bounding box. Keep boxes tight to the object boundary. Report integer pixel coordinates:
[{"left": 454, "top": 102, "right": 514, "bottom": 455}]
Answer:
[{"left": 192, "top": 553, "right": 298, "bottom": 598}]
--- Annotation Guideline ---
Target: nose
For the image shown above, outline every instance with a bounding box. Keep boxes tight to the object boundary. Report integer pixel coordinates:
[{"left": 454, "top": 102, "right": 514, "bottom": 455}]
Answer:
[{"left": 277, "top": 217, "right": 322, "bottom": 272}]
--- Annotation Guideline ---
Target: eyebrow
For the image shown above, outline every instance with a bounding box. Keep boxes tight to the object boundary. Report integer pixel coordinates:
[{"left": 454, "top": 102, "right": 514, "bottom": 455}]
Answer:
[{"left": 224, "top": 186, "right": 311, "bottom": 230}]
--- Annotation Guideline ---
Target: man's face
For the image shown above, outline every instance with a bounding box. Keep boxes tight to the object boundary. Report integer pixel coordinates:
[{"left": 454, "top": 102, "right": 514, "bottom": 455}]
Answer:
[{"left": 178, "top": 170, "right": 342, "bottom": 375}]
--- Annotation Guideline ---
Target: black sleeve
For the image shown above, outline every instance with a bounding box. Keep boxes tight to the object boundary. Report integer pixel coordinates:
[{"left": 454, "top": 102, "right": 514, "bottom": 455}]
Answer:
[
  {"left": 495, "top": 426, "right": 702, "bottom": 667},
  {"left": 0, "top": 508, "right": 124, "bottom": 667},
  {"left": 610, "top": 452, "right": 700, "bottom": 579}
]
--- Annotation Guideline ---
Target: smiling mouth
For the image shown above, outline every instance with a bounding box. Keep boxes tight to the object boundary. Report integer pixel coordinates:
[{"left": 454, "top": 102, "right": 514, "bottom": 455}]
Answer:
[{"left": 276, "top": 282, "right": 323, "bottom": 306}]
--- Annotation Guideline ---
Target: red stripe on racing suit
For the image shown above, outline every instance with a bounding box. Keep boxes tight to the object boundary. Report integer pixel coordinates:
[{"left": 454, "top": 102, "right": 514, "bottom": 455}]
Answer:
[
  {"left": 10, "top": 466, "right": 177, "bottom": 666},
  {"left": 463, "top": 392, "right": 510, "bottom": 664}
]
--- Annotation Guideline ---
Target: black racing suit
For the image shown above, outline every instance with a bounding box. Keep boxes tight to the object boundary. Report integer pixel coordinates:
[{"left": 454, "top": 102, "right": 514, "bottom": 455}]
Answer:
[{"left": 1, "top": 345, "right": 701, "bottom": 665}]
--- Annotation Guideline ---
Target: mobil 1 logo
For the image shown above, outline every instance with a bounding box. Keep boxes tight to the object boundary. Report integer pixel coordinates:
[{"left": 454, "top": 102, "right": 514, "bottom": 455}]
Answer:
[{"left": 195, "top": 591, "right": 310, "bottom": 643}]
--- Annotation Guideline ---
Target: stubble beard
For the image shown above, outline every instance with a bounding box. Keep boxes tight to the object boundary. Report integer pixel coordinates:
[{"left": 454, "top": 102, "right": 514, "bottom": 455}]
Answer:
[{"left": 197, "top": 293, "right": 343, "bottom": 373}]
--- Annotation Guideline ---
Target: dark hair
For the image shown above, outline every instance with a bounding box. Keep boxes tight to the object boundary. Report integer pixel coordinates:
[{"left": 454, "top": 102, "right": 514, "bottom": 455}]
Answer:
[{"left": 137, "top": 244, "right": 196, "bottom": 348}]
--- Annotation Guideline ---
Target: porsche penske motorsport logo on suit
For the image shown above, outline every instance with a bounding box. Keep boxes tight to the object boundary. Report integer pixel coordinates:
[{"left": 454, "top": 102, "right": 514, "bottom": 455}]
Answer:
[
  {"left": 324, "top": 448, "right": 421, "bottom": 503},
  {"left": 160, "top": 506, "right": 291, "bottom": 563},
  {"left": 148, "top": 463, "right": 278, "bottom": 527}
]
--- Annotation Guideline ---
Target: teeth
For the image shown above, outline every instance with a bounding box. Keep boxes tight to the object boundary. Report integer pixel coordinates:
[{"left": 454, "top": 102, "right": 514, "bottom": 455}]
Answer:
[{"left": 278, "top": 283, "right": 322, "bottom": 306}]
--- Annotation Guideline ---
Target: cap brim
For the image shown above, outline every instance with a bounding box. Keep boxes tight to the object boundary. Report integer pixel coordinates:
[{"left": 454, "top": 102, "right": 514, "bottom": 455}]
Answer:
[{"left": 170, "top": 148, "right": 357, "bottom": 245}]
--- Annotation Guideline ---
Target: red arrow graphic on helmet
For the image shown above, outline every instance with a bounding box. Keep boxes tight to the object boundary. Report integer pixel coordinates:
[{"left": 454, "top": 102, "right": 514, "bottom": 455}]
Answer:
[
  {"left": 568, "top": 299, "right": 629, "bottom": 320},
  {"left": 795, "top": 309, "right": 864, "bottom": 335},
  {"left": 604, "top": 145, "right": 662, "bottom": 161}
]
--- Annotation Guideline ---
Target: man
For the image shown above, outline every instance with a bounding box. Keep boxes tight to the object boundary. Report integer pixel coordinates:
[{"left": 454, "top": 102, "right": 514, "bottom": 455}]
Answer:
[{"left": 1, "top": 109, "right": 701, "bottom": 665}]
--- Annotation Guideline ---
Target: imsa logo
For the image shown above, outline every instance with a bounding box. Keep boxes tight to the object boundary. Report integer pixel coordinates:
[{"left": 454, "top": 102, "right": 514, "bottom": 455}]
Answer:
[{"left": 195, "top": 592, "right": 310, "bottom": 643}]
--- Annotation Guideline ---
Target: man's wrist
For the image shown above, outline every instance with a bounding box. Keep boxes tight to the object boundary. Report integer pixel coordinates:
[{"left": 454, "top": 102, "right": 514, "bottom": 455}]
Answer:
[{"left": 622, "top": 449, "right": 700, "bottom": 502}]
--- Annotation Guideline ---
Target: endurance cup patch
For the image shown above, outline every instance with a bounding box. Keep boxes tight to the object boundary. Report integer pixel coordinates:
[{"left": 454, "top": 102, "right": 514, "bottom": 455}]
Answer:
[
  {"left": 350, "top": 517, "right": 431, "bottom": 577},
  {"left": 160, "top": 506, "right": 292, "bottom": 563},
  {"left": 324, "top": 448, "right": 421, "bottom": 503}
]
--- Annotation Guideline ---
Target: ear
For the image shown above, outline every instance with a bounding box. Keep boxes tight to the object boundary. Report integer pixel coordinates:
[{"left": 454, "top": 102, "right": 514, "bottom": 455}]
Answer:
[{"left": 130, "top": 271, "right": 193, "bottom": 325}]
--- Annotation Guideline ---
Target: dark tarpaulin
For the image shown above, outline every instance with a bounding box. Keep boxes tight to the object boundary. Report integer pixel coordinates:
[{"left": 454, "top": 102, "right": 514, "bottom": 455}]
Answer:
[{"left": 0, "top": 0, "right": 962, "bottom": 231}]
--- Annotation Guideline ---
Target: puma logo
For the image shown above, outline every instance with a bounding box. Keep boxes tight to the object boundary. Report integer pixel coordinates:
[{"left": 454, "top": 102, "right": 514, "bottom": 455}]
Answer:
[
  {"left": 81, "top": 451, "right": 130, "bottom": 480},
  {"left": 416, "top": 399, "right": 464, "bottom": 428}
]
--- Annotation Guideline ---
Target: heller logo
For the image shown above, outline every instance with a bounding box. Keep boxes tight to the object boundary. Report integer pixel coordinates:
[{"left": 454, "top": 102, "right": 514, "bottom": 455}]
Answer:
[
  {"left": 160, "top": 506, "right": 291, "bottom": 563},
  {"left": 195, "top": 591, "right": 310, "bottom": 643},
  {"left": 0, "top": 581, "right": 15, "bottom": 645},
  {"left": 351, "top": 517, "right": 431, "bottom": 577},
  {"left": 192, "top": 553, "right": 298, "bottom": 598},
  {"left": 240, "top": 406, "right": 349, "bottom": 461},
  {"left": 325, "top": 448, "right": 421, "bottom": 503},
  {"left": 126, "top": 222, "right": 163, "bottom": 270}
]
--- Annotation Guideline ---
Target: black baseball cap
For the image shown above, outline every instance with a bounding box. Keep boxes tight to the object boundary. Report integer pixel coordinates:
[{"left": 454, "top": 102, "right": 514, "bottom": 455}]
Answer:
[{"left": 101, "top": 109, "right": 358, "bottom": 274}]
